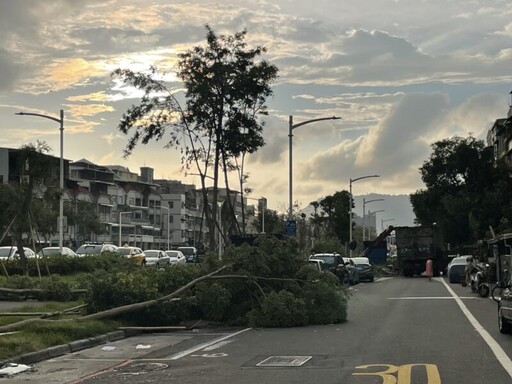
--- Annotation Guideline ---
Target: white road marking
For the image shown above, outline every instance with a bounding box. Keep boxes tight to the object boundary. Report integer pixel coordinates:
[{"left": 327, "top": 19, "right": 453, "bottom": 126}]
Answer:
[
  {"left": 388, "top": 296, "right": 477, "bottom": 300},
  {"left": 202, "top": 340, "right": 234, "bottom": 351},
  {"left": 440, "top": 278, "right": 512, "bottom": 379},
  {"left": 167, "top": 328, "right": 251, "bottom": 360}
]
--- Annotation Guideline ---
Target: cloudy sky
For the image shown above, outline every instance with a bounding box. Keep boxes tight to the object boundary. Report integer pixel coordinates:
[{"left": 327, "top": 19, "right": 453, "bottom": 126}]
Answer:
[{"left": 1, "top": 0, "right": 511, "bottom": 219}]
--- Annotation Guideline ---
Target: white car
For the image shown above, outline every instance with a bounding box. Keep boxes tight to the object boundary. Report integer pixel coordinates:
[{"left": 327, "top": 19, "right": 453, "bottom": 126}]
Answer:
[
  {"left": 308, "top": 258, "right": 326, "bottom": 272},
  {"left": 144, "top": 250, "right": 171, "bottom": 268},
  {"left": 165, "top": 250, "right": 187, "bottom": 265},
  {"left": 76, "top": 243, "right": 119, "bottom": 256},
  {"left": 37, "top": 247, "right": 77, "bottom": 257},
  {"left": 0, "top": 246, "right": 36, "bottom": 260}
]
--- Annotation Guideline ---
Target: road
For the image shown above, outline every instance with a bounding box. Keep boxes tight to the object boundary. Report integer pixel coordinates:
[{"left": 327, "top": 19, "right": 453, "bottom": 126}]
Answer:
[{"left": 5, "top": 276, "right": 512, "bottom": 383}]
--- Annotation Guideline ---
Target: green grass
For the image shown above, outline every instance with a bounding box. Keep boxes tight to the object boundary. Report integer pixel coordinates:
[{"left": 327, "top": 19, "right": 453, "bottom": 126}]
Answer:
[
  {"left": 0, "top": 273, "right": 124, "bottom": 361},
  {"left": 0, "top": 301, "right": 85, "bottom": 326},
  {"left": 0, "top": 319, "right": 120, "bottom": 361}
]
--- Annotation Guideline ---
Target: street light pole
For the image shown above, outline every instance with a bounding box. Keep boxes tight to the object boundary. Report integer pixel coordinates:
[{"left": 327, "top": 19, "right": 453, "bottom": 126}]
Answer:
[
  {"left": 160, "top": 205, "right": 171, "bottom": 250},
  {"left": 362, "top": 198, "right": 384, "bottom": 241},
  {"left": 382, "top": 218, "right": 395, "bottom": 231},
  {"left": 349, "top": 175, "right": 380, "bottom": 256},
  {"left": 119, "top": 212, "right": 132, "bottom": 247},
  {"left": 289, "top": 115, "right": 341, "bottom": 219},
  {"left": 16, "top": 110, "right": 64, "bottom": 254}
]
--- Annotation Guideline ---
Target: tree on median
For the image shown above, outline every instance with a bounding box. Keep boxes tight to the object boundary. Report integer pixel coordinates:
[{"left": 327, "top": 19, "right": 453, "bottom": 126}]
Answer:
[{"left": 112, "top": 25, "right": 278, "bottom": 252}]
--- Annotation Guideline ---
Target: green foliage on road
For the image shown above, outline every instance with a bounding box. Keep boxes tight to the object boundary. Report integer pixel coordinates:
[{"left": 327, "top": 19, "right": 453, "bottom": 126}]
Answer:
[
  {"left": 0, "top": 238, "right": 349, "bottom": 361},
  {"left": 80, "top": 237, "right": 349, "bottom": 328}
]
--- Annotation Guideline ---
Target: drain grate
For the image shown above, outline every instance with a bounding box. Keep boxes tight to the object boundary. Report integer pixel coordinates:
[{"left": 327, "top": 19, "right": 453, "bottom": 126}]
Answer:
[{"left": 256, "top": 356, "right": 312, "bottom": 367}]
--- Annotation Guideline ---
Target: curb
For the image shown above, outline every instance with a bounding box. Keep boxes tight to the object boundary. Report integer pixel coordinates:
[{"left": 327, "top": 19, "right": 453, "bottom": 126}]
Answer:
[{"left": 0, "top": 330, "right": 132, "bottom": 367}]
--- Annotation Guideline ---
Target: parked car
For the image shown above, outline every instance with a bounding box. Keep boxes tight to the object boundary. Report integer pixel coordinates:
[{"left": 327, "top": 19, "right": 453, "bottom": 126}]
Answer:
[
  {"left": 308, "top": 253, "right": 346, "bottom": 283},
  {"left": 0, "top": 246, "right": 36, "bottom": 260},
  {"left": 116, "top": 246, "right": 146, "bottom": 266},
  {"left": 447, "top": 256, "right": 470, "bottom": 283},
  {"left": 342, "top": 257, "right": 360, "bottom": 285},
  {"left": 76, "top": 243, "right": 119, "bottom": 257},
  {"left": 37, "top": 247, "right": 77, "bottom": 257},
  {"left": 352, "top": 257, "right": 374, "bottom": 282},
  {"left": 308, "top": 258, "right": 326, "bottom": 272},
  {"left": 178, "top": 246, "right": 199, "bottom": 263},
  {"left": 165, "top": 250, "right": 186, "bottom": 265},
  {"left": 144, "top": 250, "right": 171, "bottom": 268}
]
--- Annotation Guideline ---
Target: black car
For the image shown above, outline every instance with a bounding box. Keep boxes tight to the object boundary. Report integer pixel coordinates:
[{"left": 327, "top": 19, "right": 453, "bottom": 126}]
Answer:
[
  {"left": 309, "top": 253, "right": 347, "bottom": 283},
  {"left": 446, "top": 256, "right": 469, "bottom": 283},
  {"left": 494, "top": 277, "right": 512, "bottom": 334},
  {"left": 352, "top": 257, "right": 374, "bottom": 282}
]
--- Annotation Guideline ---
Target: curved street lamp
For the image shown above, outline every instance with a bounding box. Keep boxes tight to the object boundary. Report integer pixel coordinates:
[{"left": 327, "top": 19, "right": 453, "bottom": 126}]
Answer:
[
  {"left": 382, "top": 218, "right": 395, "bottom": 231},
  {"left": 349, "top": 174, "right": 380, "bottom": 256},
  {"left": 362, "top": 198, "right": 385, "bottom": 241},
  {"left": 289, "top": 115, "right": 341, "bottom": 219},
  {"left": 15, "top": 110, "right": 64, "bottom": 254}
]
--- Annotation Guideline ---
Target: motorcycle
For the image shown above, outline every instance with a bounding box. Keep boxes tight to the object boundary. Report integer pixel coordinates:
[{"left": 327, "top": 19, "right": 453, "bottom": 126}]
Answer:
[{"left": 470, "top": 262, "right": 490, "bottom": 297}]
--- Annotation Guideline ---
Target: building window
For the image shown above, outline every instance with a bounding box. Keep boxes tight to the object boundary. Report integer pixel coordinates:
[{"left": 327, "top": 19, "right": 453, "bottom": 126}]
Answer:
[{"left": 169, "top": 201, "right": 174, "bottom": 209}]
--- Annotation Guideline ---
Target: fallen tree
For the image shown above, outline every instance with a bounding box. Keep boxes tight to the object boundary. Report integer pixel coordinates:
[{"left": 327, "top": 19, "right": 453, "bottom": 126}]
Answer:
[{"left": 0, "top": 237, "right": 350, "bottom": 332}]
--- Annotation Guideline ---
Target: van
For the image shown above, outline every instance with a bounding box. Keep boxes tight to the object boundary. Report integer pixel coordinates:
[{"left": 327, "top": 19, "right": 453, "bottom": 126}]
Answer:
[{"left": 177, "top": 246, "right": 199, "bottom": 263}]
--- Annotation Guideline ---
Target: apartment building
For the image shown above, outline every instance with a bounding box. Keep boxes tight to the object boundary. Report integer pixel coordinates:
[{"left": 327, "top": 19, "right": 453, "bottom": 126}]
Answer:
[{"left": 487, "top": 96, "right": 512, "bottom": 166}]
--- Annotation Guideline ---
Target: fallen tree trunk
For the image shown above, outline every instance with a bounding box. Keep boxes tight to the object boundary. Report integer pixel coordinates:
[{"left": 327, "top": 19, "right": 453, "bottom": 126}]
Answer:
[
  {"left": 0, "top": 304, "right": 88, "bottom": 318},
  {"left": 0, "top": 288, "right": 88, "bottom": 295},
  {"left": 0, "top": 265, "right": 312, "bottom": 332},
  {"left": 80, "top": 265, "right": 230, "bottom": 321}
]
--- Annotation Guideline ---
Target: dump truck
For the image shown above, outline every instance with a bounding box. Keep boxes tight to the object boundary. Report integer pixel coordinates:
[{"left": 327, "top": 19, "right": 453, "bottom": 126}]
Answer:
[
  {"left": 361, "top": 225, "right": 394, "bottom": 265},
  {"left": 394, "top": 226, "right": 446, "bottom": 277}
]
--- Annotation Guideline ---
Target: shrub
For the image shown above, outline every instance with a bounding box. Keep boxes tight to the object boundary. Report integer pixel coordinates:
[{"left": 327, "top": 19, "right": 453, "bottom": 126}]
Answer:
[
  {"left": 303, "top": 281, "right": 348, "bottom": 324},
  {"left": 195, "top": 282, "right": 232, "bottom": 322},
  {"left": 85, "top": 270, "right": 159, "bottom": 314},
  {"left": 2, "top": 275, "right": 36, "bottom": 289},
  {"left": 37, "top": 277, "right": 73, "bottom": 302},
  {"left": 248, "top": 290, "right": 308, "bottom": 327}
]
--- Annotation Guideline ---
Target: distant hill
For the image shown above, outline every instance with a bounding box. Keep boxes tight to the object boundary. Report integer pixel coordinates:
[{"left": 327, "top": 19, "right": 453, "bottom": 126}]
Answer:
[{"left": 353, "top": 193, "right": 415, "bottom": 227}]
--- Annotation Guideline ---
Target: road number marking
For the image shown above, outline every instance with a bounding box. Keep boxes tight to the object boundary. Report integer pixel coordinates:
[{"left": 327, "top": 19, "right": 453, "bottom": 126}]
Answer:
[{"left": 353, "top": 364, "right": 441, "bottom": 384}]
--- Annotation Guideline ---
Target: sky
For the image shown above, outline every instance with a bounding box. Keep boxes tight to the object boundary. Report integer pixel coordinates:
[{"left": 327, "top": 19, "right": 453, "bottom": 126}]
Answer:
[{"left": 1, "top": 0, "right": 511, "bottom": 224}]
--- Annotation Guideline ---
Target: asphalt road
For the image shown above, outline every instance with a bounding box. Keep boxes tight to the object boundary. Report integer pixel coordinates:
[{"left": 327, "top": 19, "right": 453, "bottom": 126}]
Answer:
[{"left": 5, "top": 276, "right": 512, "bottom": 383}]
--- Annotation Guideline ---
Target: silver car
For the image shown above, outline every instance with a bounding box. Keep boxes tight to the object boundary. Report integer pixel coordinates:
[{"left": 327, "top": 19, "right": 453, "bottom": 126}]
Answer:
[
  {"left": 144, "top": 250, "right": 171, "bottom": 268},
  {"left": 165, "top": 250, "right": 186, "bottom": 265},
  {"left": 37, "top": 247, "right": 77, "bottom": 257}
]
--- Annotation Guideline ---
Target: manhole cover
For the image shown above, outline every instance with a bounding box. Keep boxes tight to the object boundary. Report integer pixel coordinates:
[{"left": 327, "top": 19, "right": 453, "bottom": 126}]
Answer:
[{"left": 256, "top": 356, "right": 312, "bottom": 367}]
